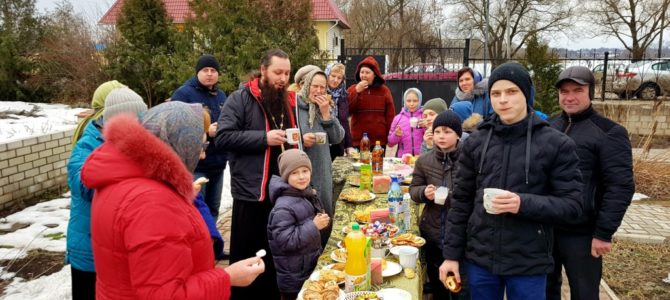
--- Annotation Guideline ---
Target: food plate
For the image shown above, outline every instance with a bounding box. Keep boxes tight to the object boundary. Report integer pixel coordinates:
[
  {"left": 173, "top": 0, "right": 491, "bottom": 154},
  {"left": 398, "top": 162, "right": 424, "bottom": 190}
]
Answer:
[
  {"left": 340, "top": 188, "right": 376, "bottom": 203},
  {"left": 382, "top": 261, "right": 402, "bottom": 277},
  {"left": 390, "top": 233, "right": 426, "bottom": 247},
  {"left": 309, "top": 269, "right": 346, "bottom": 285},
  {"left": 352, "top": 162, "right": 362, "bottom": 170},
  {"left": 337, "top": 240, "right": 345, "bottom": 248},
  {"left": 347, "top": 174, "right": 360, "bottom": 187},
  {"left": 344, "top": 291, "right": 380, "bottom": 300},
  {"left": 376, "top": 288, "right": 412, "bottom": 300},
  {"left": 402, "top": 176, "right": 412, "bottom": 185},
  {"left": 298, "top": 286, "right": 345, "bottom": 300},
  {"left": 324, "top": 263, "right": 346, "bottom": 272},
  {"left": 389, "top": 245, "right": 418, "bottom": 256},
  {"left": 331, "top": 248, "right": 347, "bottom": 263}
]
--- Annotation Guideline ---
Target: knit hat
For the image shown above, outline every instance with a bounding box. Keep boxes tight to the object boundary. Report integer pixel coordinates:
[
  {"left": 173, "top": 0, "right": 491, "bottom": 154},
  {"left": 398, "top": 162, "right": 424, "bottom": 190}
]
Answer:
[
  {"left": 488, "top": 62, "right": 534, "bottom": 106},
  {"left": 432, "top": 110, "right": 463, "bottom": 138},
  {"left": 195, "top": 54, "right": 220, "bottom": 74},
  {"left": 294, "top": 65, "right": 320, "bottom": 85},
  {"left": 142, "top": 101, "right": 204, "bottom": 172},
  {"left": 103, "top": 88, "right": 148, "bottom": 121},
  {"left": 278, "top": 149, "right": 312, "bottom": 181},
  {"left": 403, "top": 88, "right": 423, "bottom": 107},
  {"left": 92, "top": 80, "right": 126, "bottom": 111},
  {"left": 555, "top": 66, "right": 595, "bottom": 99},
  {"left": 450, "top": 101, "right": 473, "bottom": 122},
  {"left": 422, "top": 98, "right": 448, "bottom": 114}
]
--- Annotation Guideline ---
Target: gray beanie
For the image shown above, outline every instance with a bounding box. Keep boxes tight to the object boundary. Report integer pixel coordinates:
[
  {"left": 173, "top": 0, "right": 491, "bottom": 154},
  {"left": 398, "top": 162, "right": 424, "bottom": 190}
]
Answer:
[
  {"left": 103, "top": 88, "right": 148, "bottom": 121},
  {"left": 141, "top": 101, "right": 204, "bottom": 172},
  {"left": 278, "top": 149, "right": 312, "bottom": 181},
  {"left": 422, "top": 98, "right": 448, "bottom": 114},
  {"left": 294, "top": 65, "right": 320, "bottom": 85}
]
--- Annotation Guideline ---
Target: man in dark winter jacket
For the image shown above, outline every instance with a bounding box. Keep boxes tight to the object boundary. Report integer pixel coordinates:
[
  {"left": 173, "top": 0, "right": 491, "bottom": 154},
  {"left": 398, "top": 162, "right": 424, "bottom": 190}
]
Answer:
[
  {"left": 171, "top": 54, "right": 228, "bottom": 222},
  {"left": 440, "top": 62, "right": 583, "bottom": 300},
  {"left": 216, "top": 49, "right": 296, "bottom": 300},
  {"left": 546, "top": 66, "right": 635, "bottom": 300}
]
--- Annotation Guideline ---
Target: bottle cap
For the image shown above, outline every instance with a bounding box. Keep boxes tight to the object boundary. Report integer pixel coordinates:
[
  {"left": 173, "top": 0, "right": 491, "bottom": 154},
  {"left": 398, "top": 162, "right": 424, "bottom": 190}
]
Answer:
[
  {"left": 376, "top": 141, "right": 380, "bottom": 145},
  {"left": 352, "top": 223, "right": 360, "bottom": 231}
]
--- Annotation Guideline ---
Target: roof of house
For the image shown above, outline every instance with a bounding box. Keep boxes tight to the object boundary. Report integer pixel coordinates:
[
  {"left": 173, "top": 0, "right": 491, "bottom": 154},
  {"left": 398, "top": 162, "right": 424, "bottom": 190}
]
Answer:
[{"left": 99, "top": 0, "right": 350, "bottom": 29}]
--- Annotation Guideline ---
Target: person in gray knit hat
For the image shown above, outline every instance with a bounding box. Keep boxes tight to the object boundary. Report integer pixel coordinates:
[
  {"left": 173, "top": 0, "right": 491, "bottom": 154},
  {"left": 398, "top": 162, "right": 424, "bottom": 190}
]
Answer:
[
  {"left": 420, "top": 97, "right": 449, "bottom": 153},
  {"left": 102, "top": 88, "right": 148, "bottom": 122}
]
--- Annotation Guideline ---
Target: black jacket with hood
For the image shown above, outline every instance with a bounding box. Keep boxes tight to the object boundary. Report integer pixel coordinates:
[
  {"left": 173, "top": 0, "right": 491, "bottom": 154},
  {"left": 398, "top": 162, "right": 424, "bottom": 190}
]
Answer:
[{"left": 443, "top": 112, "right": 583, "bottom": 276}]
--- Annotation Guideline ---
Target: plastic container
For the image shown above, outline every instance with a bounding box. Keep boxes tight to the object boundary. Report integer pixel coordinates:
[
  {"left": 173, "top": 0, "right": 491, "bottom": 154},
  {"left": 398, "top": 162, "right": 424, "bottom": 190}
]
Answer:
[
  {"left": 360, "top": 132, "right": 371, "bottom": 164},
  {"left": 371, "top": 141, "right": 384, "bottom": 175},
  {"left": 387, "top": 176, "right": 406, "bottom": 233},
  {"left": 359, "top": 164, "right": 372, "bottom": 191},
  {"left": 344, "top": 223, "right": 370, "bottom": 292}
]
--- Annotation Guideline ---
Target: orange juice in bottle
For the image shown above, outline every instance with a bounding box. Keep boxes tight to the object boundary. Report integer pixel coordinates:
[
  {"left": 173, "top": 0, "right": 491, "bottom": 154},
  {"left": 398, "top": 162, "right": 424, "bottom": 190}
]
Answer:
[{"left": 344, "top": 223, "right": 370, "bottom": 292}]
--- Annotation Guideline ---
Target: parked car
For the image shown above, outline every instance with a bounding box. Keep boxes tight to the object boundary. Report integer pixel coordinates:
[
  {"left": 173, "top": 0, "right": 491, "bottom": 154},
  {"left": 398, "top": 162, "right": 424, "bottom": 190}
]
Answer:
[
  {"left": 612, "top": 60, "right": 670, "bottom": 99},
  {"left": 384, "top": 63, "right": 458, "bottom": 80},
  {"left": 592, "top": 63, "right": 625, "bottom": 86}
]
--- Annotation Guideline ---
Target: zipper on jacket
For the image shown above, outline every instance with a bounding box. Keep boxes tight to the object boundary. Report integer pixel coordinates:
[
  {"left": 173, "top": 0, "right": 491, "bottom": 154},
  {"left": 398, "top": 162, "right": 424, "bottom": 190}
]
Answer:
[{"left": 564, "top": 116, "right": 573, "bottom": 134}]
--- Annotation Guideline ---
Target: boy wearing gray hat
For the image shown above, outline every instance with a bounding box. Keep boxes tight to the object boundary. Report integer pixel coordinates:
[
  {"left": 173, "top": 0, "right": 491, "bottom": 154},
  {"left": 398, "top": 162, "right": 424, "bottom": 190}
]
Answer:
[
  {"left": 547, "top": 66, "right": 634, "bottom": 300},
  {"left": 440, "top": 63, "right": 583, "bottom": 300}
]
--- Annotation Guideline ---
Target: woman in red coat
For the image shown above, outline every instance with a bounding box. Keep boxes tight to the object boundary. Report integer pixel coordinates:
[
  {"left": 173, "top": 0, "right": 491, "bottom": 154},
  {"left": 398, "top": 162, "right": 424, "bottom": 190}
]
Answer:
[
  {"left": 347, "top": 56, "right": 396, "bottom": 147},
  {"left": 82, "top": 101, "right": 264, "bottom": 300}
]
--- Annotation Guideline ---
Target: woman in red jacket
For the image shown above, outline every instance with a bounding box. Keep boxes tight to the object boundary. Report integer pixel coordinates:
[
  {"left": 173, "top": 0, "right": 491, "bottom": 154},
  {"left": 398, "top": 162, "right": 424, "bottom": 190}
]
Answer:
[
  {"left": 82, "top": 101, "right": 264, "bottom": 300},
  {"left": 347, "top": 56, "right": 396, "bottom": 147}
]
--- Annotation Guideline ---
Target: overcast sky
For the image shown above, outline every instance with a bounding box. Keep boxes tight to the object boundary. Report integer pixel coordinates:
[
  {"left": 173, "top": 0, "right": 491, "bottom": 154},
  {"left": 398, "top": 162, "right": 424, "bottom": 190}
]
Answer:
[{"left": 35, "top": 0, "right": 634, "bottom": 50}]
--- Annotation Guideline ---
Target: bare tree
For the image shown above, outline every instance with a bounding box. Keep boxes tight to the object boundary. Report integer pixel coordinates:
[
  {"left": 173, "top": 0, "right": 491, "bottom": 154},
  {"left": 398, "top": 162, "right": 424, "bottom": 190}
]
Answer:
[
  {"left": 447, "top": 0, "right": 575, "bottom": 66},
  {"left": 588, "top": 0, "right": 670, "bottom": 60}
]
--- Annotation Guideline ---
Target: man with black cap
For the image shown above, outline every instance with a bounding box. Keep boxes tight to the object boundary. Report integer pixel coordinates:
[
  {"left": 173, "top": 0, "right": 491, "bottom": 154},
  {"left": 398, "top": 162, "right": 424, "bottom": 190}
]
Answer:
[
  {"left": 547, "top": 66, "right": 635, "bottom": 300},
  {"left": 439, "top": 62, "right": 583, "bottom": 300},
  {"left": 171, "top": 54, "right": 228, "bottom": 229}
]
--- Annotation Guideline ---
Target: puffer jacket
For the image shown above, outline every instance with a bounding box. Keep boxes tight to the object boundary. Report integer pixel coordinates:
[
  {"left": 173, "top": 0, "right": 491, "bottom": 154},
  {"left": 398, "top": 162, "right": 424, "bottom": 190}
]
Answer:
[
  {"left": 450, "top": 79, "right": 493, "bottom": 118},
  {"left": 347, "top": 56, "right": 396, "bottom": 147},
  {"left": 549, "top": 105, "right": 635, "bottom": 241},
  {"left": 443, "top": 113, "right": 583, "bottom": 276},
  {"left": 66, "top": 120, "right": 103, "bottom": 272},
  {"left": 82, "top": 115, "right": 231, "bottom": 300},
  {"left": 216, "top": 78, "right": 296, "bottom": 202},
  {"left": 387, "top": 107, "right": 425, "bottom": 156},
  {"left": 171, "top": 76, "right": 228, "bottom": 172},
  {"left": 410, "top": 146, "right": 459, "bottom": 246},
  {"left": 267, "top": 176, "right": 323, "bottom": 293}
]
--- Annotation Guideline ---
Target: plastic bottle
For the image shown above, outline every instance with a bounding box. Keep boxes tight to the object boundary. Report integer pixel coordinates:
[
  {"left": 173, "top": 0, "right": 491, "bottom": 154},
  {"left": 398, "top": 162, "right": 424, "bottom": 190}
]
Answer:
[
  {"left": 387, "top": 176, "right": 405, "bottom": 233},
  {"left": 344, "top": 223, "right": 370, "bottom": 292},
  {"left": 359, "top": 163, "right": 372, "bottom": 191},
  {"left": 371, "top": 141, "right": 384, "bottom": 175},
  {"left": 360, "top": 132, "right": 371, "bottom": 164}
]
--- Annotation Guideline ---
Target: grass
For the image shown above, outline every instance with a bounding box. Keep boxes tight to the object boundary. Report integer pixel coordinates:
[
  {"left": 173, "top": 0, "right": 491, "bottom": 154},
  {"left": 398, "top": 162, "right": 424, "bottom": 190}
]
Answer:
[
  {"left": 43, "top": 232, "right": 65, "bottom": 240},
  {"left": 603, "top": 239, "right": 670, "bottom": 299}
]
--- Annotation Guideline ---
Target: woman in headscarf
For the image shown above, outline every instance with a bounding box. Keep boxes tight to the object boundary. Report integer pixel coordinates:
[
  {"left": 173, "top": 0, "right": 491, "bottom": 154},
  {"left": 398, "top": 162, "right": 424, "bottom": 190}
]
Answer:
[
  {"left": 450, "top": 67, "right": 492, "bottom": 119},
  {"left": 325, "top": 63, "right": 353, "bottom": 160},
  {"left": 82, "top": 101, "right": 264, "bottom": 299}
]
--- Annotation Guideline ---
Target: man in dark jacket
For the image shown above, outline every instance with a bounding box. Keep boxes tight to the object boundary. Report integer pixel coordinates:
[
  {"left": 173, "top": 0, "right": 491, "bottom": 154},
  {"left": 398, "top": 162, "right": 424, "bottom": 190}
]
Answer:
[
  {"left": 439, "top": 63, "right": 583, "bottom": 300},
  {"left": 216, "top": 49, "right": 295, "bottom": 300},
  {"left": 171, "top": 54, "right": 228, "bottom": 222},
  {"left": 547, "top": 66, "right": 635, "bottom": 300}
]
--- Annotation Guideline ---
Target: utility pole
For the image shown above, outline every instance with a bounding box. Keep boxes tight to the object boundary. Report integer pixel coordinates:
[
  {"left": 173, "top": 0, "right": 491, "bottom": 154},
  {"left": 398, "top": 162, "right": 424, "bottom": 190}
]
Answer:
[
  {"left": 484, "top": 0, "right": 490, "bottom": 75},
  {"left": 660, "top": 1, "right": 668, "bottom": 58},
  {"left": 505, "top": 0, "right": 512, "bottom": 60}
]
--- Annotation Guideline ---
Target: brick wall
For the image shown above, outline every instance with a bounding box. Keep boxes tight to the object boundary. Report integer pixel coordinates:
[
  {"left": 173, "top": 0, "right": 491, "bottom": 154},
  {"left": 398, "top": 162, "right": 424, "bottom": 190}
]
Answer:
[
  {"left": 0, "top": 129, "right": 74, "bottom": 209},
  {"left": 592, "top": 101, "right": 670, "bottom": 136}
]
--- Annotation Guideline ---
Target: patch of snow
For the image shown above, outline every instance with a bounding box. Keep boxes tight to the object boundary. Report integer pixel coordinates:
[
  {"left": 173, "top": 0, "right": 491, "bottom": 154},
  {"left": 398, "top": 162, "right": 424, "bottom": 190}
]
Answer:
[
  {"left": 220, "top": 164, "right": 232, "bottom": 211},
  {"left": 632, "top": 193, "right": 650, "bottom": 201},
  {"left": 0, "top": 266, "right": 15, "bottom": 280},
  {"left": 3, "top": 265, "right": 71, "bottom": 300},
  {"left": 0, "top": 198, "right": 70, "bottom": 260},
  {"left": 0, "top": 101, "right": 86, "bottom": 143}
]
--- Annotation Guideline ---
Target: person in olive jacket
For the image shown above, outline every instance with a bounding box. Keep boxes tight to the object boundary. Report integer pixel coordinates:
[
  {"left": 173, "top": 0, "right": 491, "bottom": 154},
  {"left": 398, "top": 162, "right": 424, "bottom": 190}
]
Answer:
[
  {"left": 439, "top": 63, "right": 583, "bottom": 300},
  {"left": 410, "top": 110, "right": 469, "bottom": 300},
  {"left": 546, "top": 66, "right": 635, "bottom": 300}
]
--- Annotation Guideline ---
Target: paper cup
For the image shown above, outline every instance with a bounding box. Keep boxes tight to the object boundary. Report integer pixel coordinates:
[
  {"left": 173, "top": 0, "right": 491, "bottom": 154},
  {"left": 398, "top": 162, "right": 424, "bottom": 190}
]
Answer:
[
  {"left": 315, "top": 132, "right": 327, "bottom": 145},
  {"left": 409, "top": 117, "right": 418, "bottom": 128},
  {"left": 371, "top": 246, "right": 389, "bottom": 259},
  {"left": 398, "top": 246, "right": 418, "bottom": 269},
  {"left": 483, "top": 188, "right": 506, "bottom": 214},
  {"left": 435, "top": 186, "right": 448, "bottom": 205},
  {"left": 285, "top": 128, "right": 300, "bottom": 145}
]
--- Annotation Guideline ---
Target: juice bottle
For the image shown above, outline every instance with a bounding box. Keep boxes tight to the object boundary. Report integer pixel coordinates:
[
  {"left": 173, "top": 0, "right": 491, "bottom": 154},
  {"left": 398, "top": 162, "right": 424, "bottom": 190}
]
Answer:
[
  {"left": 371, "top": 141, "right": 384, "bottom": 175},
  {"left": 344, "top": 223, "right": 370, "bottom": 292},
  {"left": 387, "top": 176, "right": 405, "bottom": 233},
  {"left": 359, "top": 163, "right": 372, "bottom": 191},
  {"left": 360, "top": 132, "right": 371, "bottom": 164}
]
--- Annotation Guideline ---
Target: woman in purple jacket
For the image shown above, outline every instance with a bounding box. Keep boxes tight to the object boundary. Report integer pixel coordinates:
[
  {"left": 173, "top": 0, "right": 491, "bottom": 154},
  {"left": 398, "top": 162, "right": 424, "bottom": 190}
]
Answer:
[{"left": 387, "top": 88, "right": 426, "bottom": 157}]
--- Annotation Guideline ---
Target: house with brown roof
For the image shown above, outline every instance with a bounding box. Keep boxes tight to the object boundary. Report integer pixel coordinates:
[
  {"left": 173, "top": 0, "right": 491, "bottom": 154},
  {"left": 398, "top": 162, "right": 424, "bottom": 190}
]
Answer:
[{"left": 100, "top": 0, "right": 349, "bottom": 59}]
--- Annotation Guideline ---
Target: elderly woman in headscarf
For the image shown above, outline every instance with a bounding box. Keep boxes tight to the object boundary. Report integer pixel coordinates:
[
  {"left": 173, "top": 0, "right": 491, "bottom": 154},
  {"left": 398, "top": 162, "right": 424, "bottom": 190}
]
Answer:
[
  {"left": 450, "top": 67, "right": 492, "bottom": 119},
  {"left": 294, "top": 67, "right": 345, "bottom": 246},
  {"left": 82, "top": 101, "right": 264, "bottom": 299}
]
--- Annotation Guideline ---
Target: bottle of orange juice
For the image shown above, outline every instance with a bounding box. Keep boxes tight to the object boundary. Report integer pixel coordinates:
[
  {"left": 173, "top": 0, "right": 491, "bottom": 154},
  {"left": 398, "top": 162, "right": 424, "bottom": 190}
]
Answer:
[{"left": 344, "top": 223, "right": 370, "bottom": 292}]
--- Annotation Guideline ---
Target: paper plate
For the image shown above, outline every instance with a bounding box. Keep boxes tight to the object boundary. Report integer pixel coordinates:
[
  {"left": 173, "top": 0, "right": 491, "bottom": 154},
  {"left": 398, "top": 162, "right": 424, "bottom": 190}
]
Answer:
[
  {"left": 309, "top": 269, "right": 345, "bottom": 285},
  {"left": 344, "top": 291, "right": 379, "bottom": 300},
  {"left": 376, "top": 288, "right": 412, "bottom": 300},
  {"left": 298, "top": 287, "right": 345, "bottom": 300},
  {"left": 331, "top": 248, "right": 347, "bottom": 263},
  {"left": 382, "top": 261, "right": 402, "bottom": 277}
]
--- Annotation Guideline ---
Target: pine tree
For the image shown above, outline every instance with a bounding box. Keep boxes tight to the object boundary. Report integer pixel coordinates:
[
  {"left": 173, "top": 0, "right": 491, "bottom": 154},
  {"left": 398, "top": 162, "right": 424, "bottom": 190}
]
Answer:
[{"left": 523, "top": 34, "right": 562, "bottom": 117}]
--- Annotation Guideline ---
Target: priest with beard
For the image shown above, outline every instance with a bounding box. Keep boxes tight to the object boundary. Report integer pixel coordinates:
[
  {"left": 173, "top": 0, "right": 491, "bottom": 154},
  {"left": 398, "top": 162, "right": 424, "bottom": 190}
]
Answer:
[{"left": 216, "top": 49, "right": 300, "bottom": 299}]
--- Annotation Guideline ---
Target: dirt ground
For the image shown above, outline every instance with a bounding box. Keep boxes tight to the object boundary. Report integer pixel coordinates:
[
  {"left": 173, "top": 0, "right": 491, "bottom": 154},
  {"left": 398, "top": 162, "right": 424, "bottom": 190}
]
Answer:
[
  {"left": 0, "top": 249, "right": 65, "bottom": 294},
  {"left": 603, "top": 239, "right": 670, "bottom": 300}
]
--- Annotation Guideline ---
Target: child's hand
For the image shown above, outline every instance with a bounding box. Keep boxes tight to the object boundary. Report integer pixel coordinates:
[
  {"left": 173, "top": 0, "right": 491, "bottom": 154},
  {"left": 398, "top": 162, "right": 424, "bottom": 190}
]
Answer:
[
  {"left": 424, "top": 130, "right": 433, "bottom": 148},
  {"left": 394, "top": 125, "right": 403, "bottom": 137},
  {"left": 313, "top": 213, "right": 330, "bottom": 230},
  {"left": 424, "top": 184, "right": 436, "bottom": 200}
]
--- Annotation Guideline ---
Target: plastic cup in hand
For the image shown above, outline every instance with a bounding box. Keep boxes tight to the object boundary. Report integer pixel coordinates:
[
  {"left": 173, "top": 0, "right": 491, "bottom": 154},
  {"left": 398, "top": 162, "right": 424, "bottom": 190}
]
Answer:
[
  {"left": 398, "top": 246, "right": 418, "bottom": 269},
  {"left": 483, "top": 188, "right": 506, "bottom": 214},
  {"left": 434, "top": 186, "right": 449, "bottom": 205},
  {"left": 315, "top": 132, "right": 327, "bottom": 144},
  {"left": 409, "top": 117, "right": 418, "bottom": 128}
]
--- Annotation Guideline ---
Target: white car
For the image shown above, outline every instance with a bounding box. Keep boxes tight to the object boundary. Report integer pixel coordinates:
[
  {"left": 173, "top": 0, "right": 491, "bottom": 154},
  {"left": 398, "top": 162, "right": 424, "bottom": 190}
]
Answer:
[{"left": 612, "top": 60, "right": 670, "bottom": 99}]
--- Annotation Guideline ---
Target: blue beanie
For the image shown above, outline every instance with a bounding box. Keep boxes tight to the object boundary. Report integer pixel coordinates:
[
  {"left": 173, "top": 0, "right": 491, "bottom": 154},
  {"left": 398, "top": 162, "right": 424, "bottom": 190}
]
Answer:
[
  {"left": 450, "top": 101, "right": 473, "bottom": 122},
  {"left": 488, "top": 63, "right": 534, "bottom": 106}
]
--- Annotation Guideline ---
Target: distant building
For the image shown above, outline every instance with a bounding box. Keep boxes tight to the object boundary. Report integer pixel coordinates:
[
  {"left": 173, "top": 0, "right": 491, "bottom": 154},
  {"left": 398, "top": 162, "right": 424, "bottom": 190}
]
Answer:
[{"left": 99, "top": 0, "right": 349, "bottom": 59}]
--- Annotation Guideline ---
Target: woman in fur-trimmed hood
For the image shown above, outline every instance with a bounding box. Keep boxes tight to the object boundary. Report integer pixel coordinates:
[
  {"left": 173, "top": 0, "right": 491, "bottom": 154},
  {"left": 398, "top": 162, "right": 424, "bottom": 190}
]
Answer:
[{"left": 450, "top": 67, "right": 493, "bottom": 119}]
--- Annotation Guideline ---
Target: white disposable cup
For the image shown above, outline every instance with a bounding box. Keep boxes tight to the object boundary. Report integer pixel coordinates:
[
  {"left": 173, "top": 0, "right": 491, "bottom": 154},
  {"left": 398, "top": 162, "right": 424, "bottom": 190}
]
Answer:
[
  {"left": 371, "top": 246, "right": 389, "bottom": 259},
  {"left": 435, "top": 186, "right": 448, "bottom": 205},
  {"left": 409, "top": 117, "right": 418, "bottom": 128},
  {"left": 398, "top": 246, "right": 418, "bottom": 269},
  {"left": 315, "top": 132, "right": 327, "bottom": 144},
  {"left": 285, "top": 128, "right": 300, "bottom": 145},
  {"left": 483, "top": 188, "right": 507, "bottom": 214}
]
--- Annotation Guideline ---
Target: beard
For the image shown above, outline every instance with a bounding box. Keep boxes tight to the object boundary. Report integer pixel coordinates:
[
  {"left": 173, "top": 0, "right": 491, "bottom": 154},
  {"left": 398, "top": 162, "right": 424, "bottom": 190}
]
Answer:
[{"left": 260, "top": 77, "right": 289, "bottom": 128}]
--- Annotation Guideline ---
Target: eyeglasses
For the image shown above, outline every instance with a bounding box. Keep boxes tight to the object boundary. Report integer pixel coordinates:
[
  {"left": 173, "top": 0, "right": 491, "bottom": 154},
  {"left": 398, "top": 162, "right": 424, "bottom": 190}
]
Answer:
[{"left": 202, "top": 141, "right": 210, "bottom": 151}]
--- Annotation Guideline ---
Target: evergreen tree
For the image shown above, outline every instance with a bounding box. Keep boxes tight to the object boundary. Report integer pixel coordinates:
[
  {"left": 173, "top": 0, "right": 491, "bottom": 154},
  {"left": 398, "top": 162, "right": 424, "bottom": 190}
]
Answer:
[{"left": 523, "top": 34, "right": 561, "bottom": 117}]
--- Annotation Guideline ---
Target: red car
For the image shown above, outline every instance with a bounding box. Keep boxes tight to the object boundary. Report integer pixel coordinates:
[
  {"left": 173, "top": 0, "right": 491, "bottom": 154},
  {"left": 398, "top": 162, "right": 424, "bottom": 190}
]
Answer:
[{"left": 384, "top": 63, "right": 458, "bottom": 80}]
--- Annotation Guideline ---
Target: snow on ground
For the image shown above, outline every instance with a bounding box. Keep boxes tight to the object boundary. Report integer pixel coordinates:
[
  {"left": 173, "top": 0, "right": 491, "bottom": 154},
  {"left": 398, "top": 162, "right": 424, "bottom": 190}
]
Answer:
[
  {"left": 0, "top": 197, "right": 69, "bottom": 260},
  {"left": 0, "top": 101, "right": 86, "bottom": 143},
  {"left": 3, "top": 265, "right": 71, "bottom": 300}
]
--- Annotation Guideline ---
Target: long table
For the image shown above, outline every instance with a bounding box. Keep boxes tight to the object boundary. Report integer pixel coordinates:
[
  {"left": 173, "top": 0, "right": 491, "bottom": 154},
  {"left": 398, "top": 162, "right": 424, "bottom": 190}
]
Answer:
[{"left": 304, "top": 157, "right": 425, "bottom": 299}]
